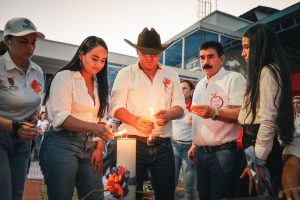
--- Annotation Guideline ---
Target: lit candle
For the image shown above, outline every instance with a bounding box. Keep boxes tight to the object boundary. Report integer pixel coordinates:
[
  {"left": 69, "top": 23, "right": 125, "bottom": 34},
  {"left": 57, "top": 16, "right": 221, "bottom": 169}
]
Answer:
[
  {"left": 117, "top": 137, "right": 136, "bottom": 199},
  {"left": 92, "top": 129, "right": 127, "bottom": 141},
  {"left": 149, "top": 107, "right": 155, "bottom": 122}
]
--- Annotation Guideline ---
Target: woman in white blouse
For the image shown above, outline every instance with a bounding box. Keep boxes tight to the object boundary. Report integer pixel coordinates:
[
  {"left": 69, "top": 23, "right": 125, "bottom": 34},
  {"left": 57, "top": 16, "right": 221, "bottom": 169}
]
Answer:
[
  {"left": 40, "top": 36, "right": 114, "bottom": 200},
  {"left": 237, "top": 24, "right": 294, "bottom": 197}
]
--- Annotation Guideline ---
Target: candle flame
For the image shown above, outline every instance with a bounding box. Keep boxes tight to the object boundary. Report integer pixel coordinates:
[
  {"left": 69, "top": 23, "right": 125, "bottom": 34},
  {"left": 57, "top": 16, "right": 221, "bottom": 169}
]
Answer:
[
  {"left": 149, "top": 107, "right": 154, "bottom": 115},
  {"left": 114, "top": 129, "right": 127, "bottom": 137}
]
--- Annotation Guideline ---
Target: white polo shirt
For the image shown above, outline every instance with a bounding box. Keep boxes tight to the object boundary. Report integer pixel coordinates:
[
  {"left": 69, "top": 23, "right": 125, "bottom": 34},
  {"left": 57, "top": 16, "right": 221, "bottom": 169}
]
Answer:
[
  {"left": 192, "top": 67, "right": 246, "bottom": 146},
  {"left": 110, "top": 63, "right": 185, "bottom": 137},
  {"left": 45, "top": 70, "right": 100, "bottom": 130},
  {"left": 0, "top": 51, "right": 44, "bottom": 121}
]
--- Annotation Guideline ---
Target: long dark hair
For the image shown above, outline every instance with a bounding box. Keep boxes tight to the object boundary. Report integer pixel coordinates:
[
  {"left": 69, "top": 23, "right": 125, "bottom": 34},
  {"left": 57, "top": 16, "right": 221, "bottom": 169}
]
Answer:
[
  {"left": 43, "top": 36, "right": 109, "bottom": 118},
  {"left": 243, "top": 23, "right": 294, "bottom": 144}
]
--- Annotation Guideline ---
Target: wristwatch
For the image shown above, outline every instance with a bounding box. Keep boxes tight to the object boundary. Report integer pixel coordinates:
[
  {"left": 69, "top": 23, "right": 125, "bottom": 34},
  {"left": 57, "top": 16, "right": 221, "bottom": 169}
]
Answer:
[
  {"left": 11, "top": 120, "right": 22, "bottom": 139},
  {"left": 211, "top": 108, "right": 219, "bottom": 120}
]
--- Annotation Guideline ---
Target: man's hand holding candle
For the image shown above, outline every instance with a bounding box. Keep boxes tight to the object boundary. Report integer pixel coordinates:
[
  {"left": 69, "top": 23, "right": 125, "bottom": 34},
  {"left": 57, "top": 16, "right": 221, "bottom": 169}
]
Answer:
[
  {"left": 191, "top": 104, "right": 216, "bottom": 119},
  {"left": 154, "top": 110, "right": 171, "bottom": 126},
  {"left": 133, "top": 116, "right": 154, "bottom": 135}
]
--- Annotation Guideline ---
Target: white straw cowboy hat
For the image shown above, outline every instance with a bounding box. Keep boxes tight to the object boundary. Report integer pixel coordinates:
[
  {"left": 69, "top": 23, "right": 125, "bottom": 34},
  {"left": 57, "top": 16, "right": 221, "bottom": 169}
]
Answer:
[{"left": 124, "top": 27, "right": 173, "bottom": 55}]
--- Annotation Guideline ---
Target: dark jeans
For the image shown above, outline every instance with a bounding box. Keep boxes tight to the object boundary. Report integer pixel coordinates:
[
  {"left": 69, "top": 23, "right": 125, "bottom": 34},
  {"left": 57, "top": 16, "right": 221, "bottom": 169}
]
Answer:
[
  {"left": 0, "top": 132, "right": 31, "bottom": 200},
  {"left": 136, "top": 139, "right": 175, "bottom": 200},
  {"left": 196, "top": 147, "right": 242, "bottom": 200},
  {"left": 103, "top": 139, "right": 116, "bottom": 173}
]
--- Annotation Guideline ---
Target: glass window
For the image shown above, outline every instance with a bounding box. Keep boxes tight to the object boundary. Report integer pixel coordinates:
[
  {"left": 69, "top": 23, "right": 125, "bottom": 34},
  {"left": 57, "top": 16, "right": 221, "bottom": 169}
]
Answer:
[
  {"left": 184, "top": 29, "right": 218, "bottom": 70},
  {"left": 107, "top": 63, "right": 123, "bottom": 92},
  {"left": 164, "top": 40, "right": 183, "bottom": 68}
]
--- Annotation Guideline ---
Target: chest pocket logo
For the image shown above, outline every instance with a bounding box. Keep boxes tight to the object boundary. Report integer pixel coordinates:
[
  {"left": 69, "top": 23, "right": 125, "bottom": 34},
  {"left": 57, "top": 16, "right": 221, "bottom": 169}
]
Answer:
[{"left": 210, "top": 92, "right": 223, "bottom": 109}]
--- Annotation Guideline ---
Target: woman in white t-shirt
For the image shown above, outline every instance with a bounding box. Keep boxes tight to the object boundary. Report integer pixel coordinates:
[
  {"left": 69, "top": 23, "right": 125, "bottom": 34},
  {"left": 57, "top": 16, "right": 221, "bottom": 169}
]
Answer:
[{"left": 40, "top": 36, "right": 114, "bottom": 200}]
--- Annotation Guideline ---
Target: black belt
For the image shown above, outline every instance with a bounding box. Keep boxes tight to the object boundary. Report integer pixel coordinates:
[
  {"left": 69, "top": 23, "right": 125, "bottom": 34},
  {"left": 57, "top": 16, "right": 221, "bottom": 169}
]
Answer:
[
  {"left": 125, "top": 135, "right": 171, "bottom": 146},
  {"left": 200, "top": 141, "right": 236, "bottom": 153}
]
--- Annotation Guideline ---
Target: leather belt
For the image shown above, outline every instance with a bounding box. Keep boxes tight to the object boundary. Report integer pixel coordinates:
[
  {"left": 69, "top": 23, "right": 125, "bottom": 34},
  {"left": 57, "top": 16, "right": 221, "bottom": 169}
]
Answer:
[
  {"left": 200, "top": 141, "right": 236, "bottom": 153},
  {"left": 124, "top": 135, "right": 171, "bottom": 146}
]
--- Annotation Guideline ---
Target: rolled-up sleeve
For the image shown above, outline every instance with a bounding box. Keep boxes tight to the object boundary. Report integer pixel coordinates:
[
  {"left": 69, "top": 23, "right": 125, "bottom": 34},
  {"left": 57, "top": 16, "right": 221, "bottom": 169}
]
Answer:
[
  {"left": 47, "top": 71, "right": 73, "bottom": 129},
  {"left": 110, "top": 68, "right": 130, "bottom": 117},
  {"left": 228, "top": 74, "right": 246, "bottom": 106},
  {"left": 255, "top": 68, "right": 279, "bottom": 160}
]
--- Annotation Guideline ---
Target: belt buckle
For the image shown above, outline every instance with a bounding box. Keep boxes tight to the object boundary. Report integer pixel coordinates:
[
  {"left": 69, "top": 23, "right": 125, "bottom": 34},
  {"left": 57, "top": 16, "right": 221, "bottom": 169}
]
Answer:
[
  {"left": 147, "top": 136, "right": 161, "bottom": 146},
  {"left": 203, "top": 146, "right": 212, "bottom": 153}
]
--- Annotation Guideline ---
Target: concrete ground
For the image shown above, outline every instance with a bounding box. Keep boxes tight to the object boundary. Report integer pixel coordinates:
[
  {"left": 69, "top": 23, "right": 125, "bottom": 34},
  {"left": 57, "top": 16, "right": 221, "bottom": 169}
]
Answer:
[{"left": 23, "top": 161, "right": 196, "bottom": 200}]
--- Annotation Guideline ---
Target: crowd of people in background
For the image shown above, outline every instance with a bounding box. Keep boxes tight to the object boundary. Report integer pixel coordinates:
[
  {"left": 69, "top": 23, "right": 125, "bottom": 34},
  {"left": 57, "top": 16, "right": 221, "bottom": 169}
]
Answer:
[{"left": 0, "top": 17, "right": 300, "bottom": 200}]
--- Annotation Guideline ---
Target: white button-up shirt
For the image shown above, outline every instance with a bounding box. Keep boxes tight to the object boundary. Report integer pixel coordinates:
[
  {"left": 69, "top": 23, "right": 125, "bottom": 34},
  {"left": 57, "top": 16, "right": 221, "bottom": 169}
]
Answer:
[
  {"left": 238, "top": 66, "right": 281, "bottom": 160},
  {"left": 110, "top": 63, "right": 185, "bottom": 137},
  {"left": 0, "top": 51, "right": 44, "bottom": 121},
  {"left": 193, "top": 67, "right": 246, "bottom": 146},
  {"left": 46, "top": 70, "right": 100, "bottom": 130}
]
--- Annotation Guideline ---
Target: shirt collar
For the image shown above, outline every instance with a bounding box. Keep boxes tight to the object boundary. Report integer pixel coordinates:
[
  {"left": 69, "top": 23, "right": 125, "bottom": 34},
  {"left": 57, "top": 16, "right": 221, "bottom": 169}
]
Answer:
[
  {"left": 204, "top": 67, "right": 226, "bottom": 83},
  {"left": 72, "top": 70, "right": 98, "bottom": 86},
  {"left": 72, "top": 71, "right": 83, "bottom": 79},
  {"left": 3, "top": 51, "right": 37, "bottom": 72},
  {"left": 134, "top": 61, "right": 163, "bottom": 71}
]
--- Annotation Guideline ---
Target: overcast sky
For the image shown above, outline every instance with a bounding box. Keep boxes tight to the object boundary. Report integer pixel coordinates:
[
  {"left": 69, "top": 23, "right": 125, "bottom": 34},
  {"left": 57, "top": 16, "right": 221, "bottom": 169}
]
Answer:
[{"left": 0, "top": 0, "right": 298, "bottom": 56}]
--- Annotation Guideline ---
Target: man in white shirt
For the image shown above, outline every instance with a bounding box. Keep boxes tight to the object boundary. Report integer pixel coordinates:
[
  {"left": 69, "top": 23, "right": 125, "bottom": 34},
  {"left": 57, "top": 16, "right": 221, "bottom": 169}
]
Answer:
[
  {"left": 188, "top": 41, "right": 246, "bottom": 200},
  {"left": 111, "top": 28, "right": 185, "bottom": 200}
]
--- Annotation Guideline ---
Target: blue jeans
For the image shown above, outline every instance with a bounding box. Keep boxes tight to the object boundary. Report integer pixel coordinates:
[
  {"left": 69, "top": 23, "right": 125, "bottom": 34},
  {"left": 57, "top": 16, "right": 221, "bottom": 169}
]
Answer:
[
  {"left": 136, "top": 139, "right": 175, "bottom": 200},
  {"left": 34, "top": 135, "right": 43, "bottom": 160},
  {"left": 0, "top": 132, "right": 31, "bottom": 200},
  {"left": 196, "top": 147, "right": 242, "bottom": 200},
  {"left": 39, "top": 130, "right": 104, "bottom": 200},
  {"left": 172, "top": 140, "right": 197, "bottom": 200},
  {"left": 103, "top": 139, "right": 116, "bottom": 173}
]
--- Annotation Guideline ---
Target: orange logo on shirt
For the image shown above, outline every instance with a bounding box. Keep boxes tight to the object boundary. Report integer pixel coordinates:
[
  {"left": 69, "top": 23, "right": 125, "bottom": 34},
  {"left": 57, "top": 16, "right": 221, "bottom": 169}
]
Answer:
[{"left": 31, "top": 80, "right": 42, "bottom": 94}]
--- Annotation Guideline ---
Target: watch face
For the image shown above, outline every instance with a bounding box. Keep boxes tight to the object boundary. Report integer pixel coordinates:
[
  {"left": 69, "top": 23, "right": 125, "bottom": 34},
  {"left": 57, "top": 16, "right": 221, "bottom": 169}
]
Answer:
[{"left": 210, "top": 93, "right": 223, "bottom": 109}]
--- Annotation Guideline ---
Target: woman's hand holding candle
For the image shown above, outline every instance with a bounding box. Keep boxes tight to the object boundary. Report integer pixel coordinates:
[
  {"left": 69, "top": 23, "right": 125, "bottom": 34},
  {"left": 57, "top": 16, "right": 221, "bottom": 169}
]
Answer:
[{"left": 91, "top": 122, "right": 114, "bottom": 141}]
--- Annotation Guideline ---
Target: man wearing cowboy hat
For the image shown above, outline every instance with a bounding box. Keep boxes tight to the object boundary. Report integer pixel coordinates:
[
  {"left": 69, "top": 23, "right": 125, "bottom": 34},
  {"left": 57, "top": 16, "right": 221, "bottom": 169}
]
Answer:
[{"left": 111, "top": 28, "right": 185, "bottom": 200}]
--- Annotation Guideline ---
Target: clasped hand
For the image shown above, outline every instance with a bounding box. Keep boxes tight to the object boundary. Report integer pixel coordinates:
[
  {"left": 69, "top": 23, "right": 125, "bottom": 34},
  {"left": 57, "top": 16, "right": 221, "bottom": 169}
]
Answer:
[
  {"left": 17, "top": 122, "right": 43, "bottom": 141},
  {"left": 134, "top": 110, "right": 171, "bottom": 135},
  {"left": 92, "top": 122, "right": 114, "bottom": 141},
  {"left": 191, "top": 105, "right": 215, "bottom": 118}
]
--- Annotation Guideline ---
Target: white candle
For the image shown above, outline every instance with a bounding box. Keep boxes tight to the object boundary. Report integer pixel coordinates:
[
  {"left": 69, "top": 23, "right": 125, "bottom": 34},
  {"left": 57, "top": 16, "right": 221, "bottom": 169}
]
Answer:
[
  {"left": 117, "top": 138, "right": 136, "bottom": 199},
  {"left": 149, "top": 107, "right": 155, "bottom": 122}
]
